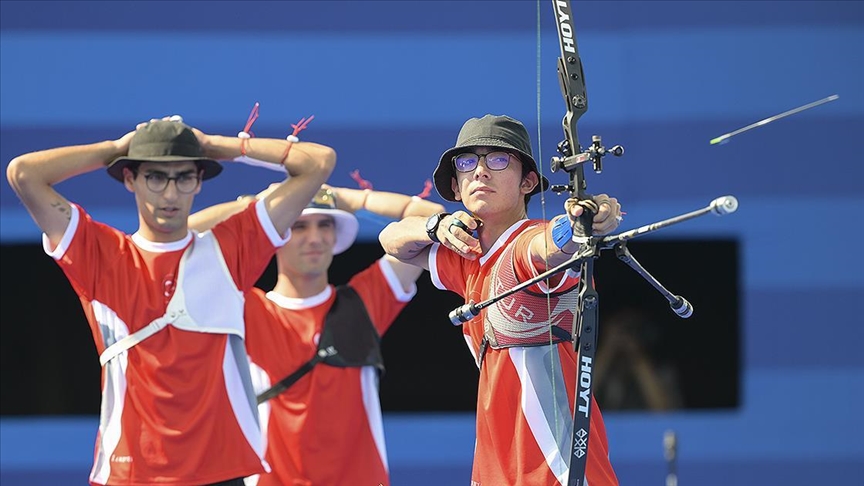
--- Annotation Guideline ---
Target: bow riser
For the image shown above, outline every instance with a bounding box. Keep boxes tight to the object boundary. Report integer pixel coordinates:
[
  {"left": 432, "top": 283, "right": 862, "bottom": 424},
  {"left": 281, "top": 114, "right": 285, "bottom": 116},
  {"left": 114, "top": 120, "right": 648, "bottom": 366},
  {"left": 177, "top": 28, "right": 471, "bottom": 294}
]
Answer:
[{"left": 550, "top": 1, "right": 600, "bottom": 485}]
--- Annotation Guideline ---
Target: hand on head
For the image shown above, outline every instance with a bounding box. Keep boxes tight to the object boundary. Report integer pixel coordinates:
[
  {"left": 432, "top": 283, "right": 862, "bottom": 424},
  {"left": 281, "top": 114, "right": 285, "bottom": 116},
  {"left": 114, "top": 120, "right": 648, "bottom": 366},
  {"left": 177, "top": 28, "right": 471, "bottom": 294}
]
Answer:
[
  {"left": 133, "top": 115, "right": 215, "bottom": 158},
  {"left": 112, "top": 130, "right": 138, "bottom": 158},
  {"left": 135, "top": 115, "right": 183, "bottom": 131},
  {"left": 115, "top": 115, "right": 188, "bottom": 157}
]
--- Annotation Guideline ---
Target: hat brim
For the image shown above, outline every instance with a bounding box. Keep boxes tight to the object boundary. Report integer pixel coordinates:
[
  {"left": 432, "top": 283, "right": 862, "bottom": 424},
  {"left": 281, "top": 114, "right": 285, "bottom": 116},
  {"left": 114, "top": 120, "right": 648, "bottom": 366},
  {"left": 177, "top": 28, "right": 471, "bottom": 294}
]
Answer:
[
  {"left": 300, "top": 207, "right": 359, "bottom": 255},
  {"left": 433, "top": 138, "right": 550, "bottom": 202},
  {"left": 107, "top": 156, "right": 223, "bottom": 182}
]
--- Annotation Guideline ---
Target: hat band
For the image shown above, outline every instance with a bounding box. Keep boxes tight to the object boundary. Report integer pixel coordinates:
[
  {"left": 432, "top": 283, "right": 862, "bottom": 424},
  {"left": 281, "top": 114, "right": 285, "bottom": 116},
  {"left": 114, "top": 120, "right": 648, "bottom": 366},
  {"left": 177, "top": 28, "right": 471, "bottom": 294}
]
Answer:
[{"left": 306, "top": 202, "right": 336, "bottom": 211}]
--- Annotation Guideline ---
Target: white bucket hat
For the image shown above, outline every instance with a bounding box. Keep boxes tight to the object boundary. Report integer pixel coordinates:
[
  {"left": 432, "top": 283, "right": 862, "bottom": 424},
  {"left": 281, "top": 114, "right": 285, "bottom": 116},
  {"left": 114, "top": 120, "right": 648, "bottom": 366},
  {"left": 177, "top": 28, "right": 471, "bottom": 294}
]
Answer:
[{"left": 301, "top": 188, "right": 359, "bottom": 255}]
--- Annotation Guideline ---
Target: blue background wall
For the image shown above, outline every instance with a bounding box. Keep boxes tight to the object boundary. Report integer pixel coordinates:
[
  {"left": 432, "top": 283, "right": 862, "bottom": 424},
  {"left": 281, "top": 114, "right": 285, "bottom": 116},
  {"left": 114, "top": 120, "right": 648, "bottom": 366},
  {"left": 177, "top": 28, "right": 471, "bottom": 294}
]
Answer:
[{"left": 1, "top": 1, "right": 862, "bottom": 484}]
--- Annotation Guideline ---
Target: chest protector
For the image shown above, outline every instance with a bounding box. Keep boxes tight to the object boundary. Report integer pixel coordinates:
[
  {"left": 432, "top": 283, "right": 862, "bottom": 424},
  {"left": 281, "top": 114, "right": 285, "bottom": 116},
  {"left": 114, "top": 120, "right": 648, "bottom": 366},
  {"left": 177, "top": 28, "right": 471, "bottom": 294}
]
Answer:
[
  {"left": 99, "top": 231, "right": 245, "bottom": 366},
  {"left": 256, "top": 285, "right": 383, "bottom": 404},
  {"left": 482, "top": 239, "right": 577, "bottom": 350}
]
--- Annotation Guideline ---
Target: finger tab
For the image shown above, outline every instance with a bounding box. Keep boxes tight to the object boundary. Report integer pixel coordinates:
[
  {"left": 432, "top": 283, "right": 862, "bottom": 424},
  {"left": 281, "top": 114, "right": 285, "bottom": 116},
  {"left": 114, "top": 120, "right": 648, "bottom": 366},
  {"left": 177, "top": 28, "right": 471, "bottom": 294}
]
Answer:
[{"left": 450, "top": 219, "right": 469, "bottom": 234}]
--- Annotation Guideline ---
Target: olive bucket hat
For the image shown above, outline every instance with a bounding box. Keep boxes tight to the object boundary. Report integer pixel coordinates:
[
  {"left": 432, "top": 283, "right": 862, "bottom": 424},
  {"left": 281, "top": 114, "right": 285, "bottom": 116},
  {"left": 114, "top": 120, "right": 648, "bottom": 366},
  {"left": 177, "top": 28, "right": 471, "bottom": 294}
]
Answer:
[
  {"left": 432, "top": 114, "right": 549, "bottom": 202},
  {"left": 107, "top": 120, "right": 223, "bottom": 182}
]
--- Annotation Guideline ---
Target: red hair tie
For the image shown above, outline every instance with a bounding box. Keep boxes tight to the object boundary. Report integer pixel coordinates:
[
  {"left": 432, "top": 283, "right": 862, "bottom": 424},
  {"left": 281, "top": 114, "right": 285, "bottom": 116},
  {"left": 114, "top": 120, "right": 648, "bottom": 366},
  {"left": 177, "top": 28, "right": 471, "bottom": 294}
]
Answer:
[
  {"left": 415, "top": 179, "right": 433, "bottom": 199},
  {"left": 280, "top": 115, "right": 314, "bottom": 164},
  {"left": 238, "top": 102, "right": 260, "bottom": 156},
  {"left": 349, "top": 169, "right": 374, "bottom": 190}
]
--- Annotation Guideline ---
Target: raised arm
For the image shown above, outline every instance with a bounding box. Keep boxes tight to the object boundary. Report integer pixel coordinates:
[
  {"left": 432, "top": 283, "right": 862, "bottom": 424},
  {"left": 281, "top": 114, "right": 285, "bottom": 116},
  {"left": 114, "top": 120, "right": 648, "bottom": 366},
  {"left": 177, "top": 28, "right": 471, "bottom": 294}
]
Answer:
[
  {"left": 330, "top": 186, "right": 445, "bottom": 288},
  {"left": 528, "top": 193, "right": 622, "bottom": 269},
  {"left": 188, "top": 195, "right": 257, "bottom": 233},
  {"left": 378, "top": 216, "right": 438, "bottom": 271},
  {"left": 188, "top": 184, "right": 278, "bottom": 233},
  {"left": 6, "top": 130, "right": 136, "bottom": 246},
  {"left": 329, "top": 186, "right": 444, "bottom": 221},
  {"left": 200, "top": 135, "right": 336, "bottom": 236}
]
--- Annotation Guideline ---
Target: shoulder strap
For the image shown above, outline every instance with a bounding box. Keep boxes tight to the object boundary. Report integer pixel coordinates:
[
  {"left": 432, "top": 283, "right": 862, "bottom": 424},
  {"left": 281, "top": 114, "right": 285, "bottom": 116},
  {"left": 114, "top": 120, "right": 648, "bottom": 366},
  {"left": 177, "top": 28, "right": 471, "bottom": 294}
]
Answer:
[
  {"left": 255, "top": 285, "right": 382, "bottom": 404},
  {"left": 256, "top": 345, "right": 337, "bottom": 404},
  {"left": 319, "top": 285, "right": 383, "bottom": 371},
  {"left": 99, "top": 315, "right": 172, "bottom": 366}
]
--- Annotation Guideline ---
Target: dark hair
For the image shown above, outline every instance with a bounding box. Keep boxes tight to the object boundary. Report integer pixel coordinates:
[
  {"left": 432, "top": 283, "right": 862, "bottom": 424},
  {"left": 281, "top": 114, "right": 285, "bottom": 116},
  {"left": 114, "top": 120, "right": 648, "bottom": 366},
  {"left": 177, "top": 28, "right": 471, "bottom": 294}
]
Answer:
[{"left": 125, "top": 161, "right": 141, "bottom": 177}]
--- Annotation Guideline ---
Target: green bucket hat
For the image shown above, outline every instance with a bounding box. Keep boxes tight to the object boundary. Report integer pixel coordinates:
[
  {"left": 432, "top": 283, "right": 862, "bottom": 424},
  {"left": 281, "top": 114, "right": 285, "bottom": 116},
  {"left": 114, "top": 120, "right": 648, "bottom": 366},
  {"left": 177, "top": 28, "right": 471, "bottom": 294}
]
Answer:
[
  {"left": 433, "top": 114, "right": 549, "bottom": 202},
  {"left": 107, "top": 120, "right": 223, "bottom": 182}
]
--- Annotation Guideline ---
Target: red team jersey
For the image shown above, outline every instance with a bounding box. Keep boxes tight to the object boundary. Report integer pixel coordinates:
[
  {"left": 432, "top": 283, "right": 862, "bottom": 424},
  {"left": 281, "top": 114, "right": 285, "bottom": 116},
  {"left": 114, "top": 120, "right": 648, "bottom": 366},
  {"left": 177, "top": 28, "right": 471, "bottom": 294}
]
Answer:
[
  {"left": 243, "top": 258, "right": 415, "bottom": 486},
  {"left": 428, "top": 220, "right": 619, "bottom": 486},
  {"left": 45, "top": 202, "right": 286, "bottom": 485}
]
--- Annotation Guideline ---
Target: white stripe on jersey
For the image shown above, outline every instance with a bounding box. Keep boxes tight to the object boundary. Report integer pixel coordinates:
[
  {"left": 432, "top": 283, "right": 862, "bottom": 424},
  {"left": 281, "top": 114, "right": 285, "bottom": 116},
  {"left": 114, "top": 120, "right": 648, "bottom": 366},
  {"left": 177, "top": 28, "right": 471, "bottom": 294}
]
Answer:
[
  {"left": 245, "top": 361, "right": 272, "bottom": 486},
  {"left": 223, "top": 336, "right": 268, "bottom": 470},
  {"left": 510, "top": 346, "right": 574, "bottom": 486},
  {"left": 428, "top": 244, "right": 446, "bottom": 291},
  {"left": 89, "top": 300, "right": 130, "bottom": 484},
  {"left": 361, "top": 366, "right": 389, "bottom": 472}
]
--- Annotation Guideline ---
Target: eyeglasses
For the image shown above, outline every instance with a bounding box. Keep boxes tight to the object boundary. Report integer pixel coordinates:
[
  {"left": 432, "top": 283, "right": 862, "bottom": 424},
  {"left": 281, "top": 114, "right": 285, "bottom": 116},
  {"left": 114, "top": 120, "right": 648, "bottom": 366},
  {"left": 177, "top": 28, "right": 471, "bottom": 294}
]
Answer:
[
  {"left": 453, "top": 151, "right": 514, "bottom": 173},
  {"left": 143, "top": 172, "right": 201, "bottom": 194}
]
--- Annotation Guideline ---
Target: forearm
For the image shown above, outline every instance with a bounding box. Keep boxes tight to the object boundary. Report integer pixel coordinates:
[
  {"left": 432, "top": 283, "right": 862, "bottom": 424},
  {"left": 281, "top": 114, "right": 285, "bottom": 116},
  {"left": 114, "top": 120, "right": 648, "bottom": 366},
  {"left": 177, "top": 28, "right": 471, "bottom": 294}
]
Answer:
[
  {"left": 529, "top": 194, "right": 622, "bottom": 269},
  {"left": 6, "top": 139, "right": 126, "bottom": 245},
  {"left": 529, "top": 217, "right": 584, "bottom": 269},
  {"left": 332, "top": 187, "right": 445, "bottom": 220},
  {"left": 188, "top": 197, "right": 254, "bottom": 233},
  {"left": 379, "top": 216, "right": 433, "bottom": 261},
  {"left": 260, "top": 145, "right": 336, "bottom": 236},
  {"left": 7, "top": 140, "right": 122, "bottom": 189},
  {"left": 206, "top": 135, "right": 335, "bottom": 178}
]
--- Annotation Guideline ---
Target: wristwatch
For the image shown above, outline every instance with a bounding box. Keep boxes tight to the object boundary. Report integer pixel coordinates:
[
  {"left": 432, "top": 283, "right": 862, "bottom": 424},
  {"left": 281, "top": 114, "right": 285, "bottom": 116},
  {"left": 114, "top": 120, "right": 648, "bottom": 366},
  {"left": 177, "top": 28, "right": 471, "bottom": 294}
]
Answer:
[{"left": 425, "top": 212, "right": 450, "bottom": 243}]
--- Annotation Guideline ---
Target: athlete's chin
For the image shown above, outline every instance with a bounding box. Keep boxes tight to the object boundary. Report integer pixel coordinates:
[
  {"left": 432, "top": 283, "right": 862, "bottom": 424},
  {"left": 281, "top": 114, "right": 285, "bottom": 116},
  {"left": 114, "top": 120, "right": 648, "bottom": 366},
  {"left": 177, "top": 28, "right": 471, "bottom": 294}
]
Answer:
[
  {"left": 298, "top": 264, "right": 330, "bottom": 278},
  {"left": 304, "top": 253, "right": 331, "bottom": 265},
  {"left": 466, "top": 199, "right": 497, "bottom": 216},
  {"left": 300, "top": 256, "right": 332, "bottom": 272},
  {"left": 152, "top": 219, "right": 186, "bottom": 236}
]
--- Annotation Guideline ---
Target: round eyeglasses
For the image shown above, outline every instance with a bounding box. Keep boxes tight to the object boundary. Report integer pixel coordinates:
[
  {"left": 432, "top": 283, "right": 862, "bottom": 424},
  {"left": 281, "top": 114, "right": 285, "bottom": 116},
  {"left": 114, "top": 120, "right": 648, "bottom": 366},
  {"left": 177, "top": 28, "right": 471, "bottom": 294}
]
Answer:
[
  {"left": 143, "top": 172, "right": 201, "bottom": 194},
  {"left": 453, "top": 151, "right": 514, "bottom": 173}
]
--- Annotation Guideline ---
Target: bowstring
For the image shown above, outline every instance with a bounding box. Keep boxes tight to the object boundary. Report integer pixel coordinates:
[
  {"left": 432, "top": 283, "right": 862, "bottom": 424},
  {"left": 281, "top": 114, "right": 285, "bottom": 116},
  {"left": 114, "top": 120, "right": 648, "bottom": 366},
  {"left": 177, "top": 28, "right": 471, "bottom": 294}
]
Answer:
[{"left": 534, "top": 0, "right": 562, "bottom": 461}]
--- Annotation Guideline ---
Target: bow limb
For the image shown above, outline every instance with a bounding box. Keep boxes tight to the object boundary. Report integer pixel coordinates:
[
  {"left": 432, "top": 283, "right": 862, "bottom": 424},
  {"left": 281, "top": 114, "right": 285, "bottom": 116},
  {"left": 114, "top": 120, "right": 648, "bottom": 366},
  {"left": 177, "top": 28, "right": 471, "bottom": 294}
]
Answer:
[{"left": 549, "top": 1, "right": 601, "bottom": 485}]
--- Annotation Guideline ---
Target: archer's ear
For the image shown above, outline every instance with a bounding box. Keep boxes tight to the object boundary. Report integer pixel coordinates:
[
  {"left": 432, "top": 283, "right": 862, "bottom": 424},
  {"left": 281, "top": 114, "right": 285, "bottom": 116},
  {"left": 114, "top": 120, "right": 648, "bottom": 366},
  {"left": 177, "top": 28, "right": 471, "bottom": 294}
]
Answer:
[
  {"left": 521, "top": 172, "right": 539, "bottom": 194},
  {"left": 193, "top": 169, "right": 204, "bottom": 196},
  {"left": 451, "top": 177, "right": 462, "bottom": 202},
  {"left": 122, "top": 168, "right": 136, "bottom": 193}
]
